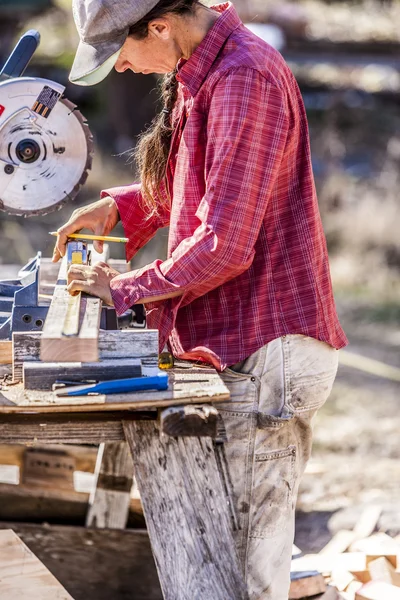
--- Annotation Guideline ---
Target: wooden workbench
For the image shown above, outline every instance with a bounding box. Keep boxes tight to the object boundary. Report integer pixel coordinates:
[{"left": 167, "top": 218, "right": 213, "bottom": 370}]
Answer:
[{"left": 0, "top": 361, "right": 249, "bottom": 600}]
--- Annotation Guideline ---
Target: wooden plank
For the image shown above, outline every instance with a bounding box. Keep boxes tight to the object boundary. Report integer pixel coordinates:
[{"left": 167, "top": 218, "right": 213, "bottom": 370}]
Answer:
[
  {"left": 0, "top": 522, "right": 162, "bottom": 600},
  {"left": 0, "top": 341, "right": 12, "bottom": 365},
  {"left": 289, "top": 571, "right": 327, "bottom": 599},
  {"left": 0, "top": 529, "right": 74, "bottom": 599},
  {"left": 355, "top": 581, "right": 400, "bottom": 600},
  {"left": 0, "top": 412, "right": 155, "bottom": 444},
  {"left": 21, "top": 447, "right": 75, "bottom": 490},
  {"left": 123, "top": 420, "right": 248, "bottom": 600},
  {"left": 0, "top": 482, "right": 144, "bottom": 527},
  {"left": 13, "top": 329, "right": 159, "bottom": 381},
  {"left": 368, "top": 557, "right": 400, "bottom": 586},
  {"left": 0, "top": 368, "right": 230, "bottom": 413},
  {"left": 319, "top": 506, "right": 382, "bottom": 556},
  {"left": 40, "top": 255, "right": 102, "bottom": 363},
  {"left": 23, "top": 359, "right": 142, "bottom": 390},
  {"left": 86, "top": 442, "right": 133, "bottom": 529},
  {"left": 0, "top": 443, "right": 98, "bottom": 472}
]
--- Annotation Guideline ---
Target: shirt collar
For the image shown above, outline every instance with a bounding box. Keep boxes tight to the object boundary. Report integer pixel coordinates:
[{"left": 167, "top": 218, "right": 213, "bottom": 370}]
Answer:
[{"left": 176, "top": 2, "right": 242, "bottom": 97}]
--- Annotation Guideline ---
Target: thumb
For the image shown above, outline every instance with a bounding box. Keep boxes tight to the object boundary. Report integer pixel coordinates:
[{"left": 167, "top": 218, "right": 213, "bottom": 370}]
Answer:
[{"left": 93, "top": 224, "right": 104, "bottom": 255}]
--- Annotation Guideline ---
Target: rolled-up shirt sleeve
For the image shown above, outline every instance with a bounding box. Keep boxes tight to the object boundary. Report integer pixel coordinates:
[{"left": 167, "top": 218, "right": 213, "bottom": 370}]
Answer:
[
  {"left": 100, "top": 181, "right": 170, "bottom": 262},
  {"left": 109, "top": 68, "right": 289, "bottom": 315}
]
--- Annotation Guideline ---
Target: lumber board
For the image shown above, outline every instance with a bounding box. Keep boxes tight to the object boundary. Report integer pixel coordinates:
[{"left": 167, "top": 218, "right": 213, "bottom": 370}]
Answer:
[
  {"left": 355, "top": 581, "right": 400, "bottom": 600},
  {"left": 0, "top": 443, "right": 98, "bottom": 473},
  {"left": 289, "top": 571, "right": 327, "bottom": 599},
  {"left": 21, "top": 446, "right": 75, "bottom": 489},
  {"left": 368, "top": 557, "right": 400, "bottom": 586},
  {"left": 86, "top": 442, "right": 133, "bottom": 529},
  {"left": 0, "top": 522, "right": 162, "bottom": 600},
  {"left": 0, "top": 481, "right": 144, "bottom": 527},
  {"left": 123, "top": 420, "right": 248, "bottom": 600},
  {"left": 23, "top": 359, "right": 142, "bottom": 390},
  {"left": 0, "top": 341, "right": 12, "bottom": 365},
  {"left": 13, "top": 329, "right": 159, "bottom": 381},
  {"left": 0, "top": 367, "right": 230, "bottom": 413},
  {"left": 40, "top": 252, "right": 103, "bottom": 363},
  {"left": 0, "top": 529, "right": 74, "bottom": 599},
  {"left": 291, "top": 552, "right": 368, "bottom": 577},
  {"left": 0, "top": 412, "right": 155, "bottom": 444}
]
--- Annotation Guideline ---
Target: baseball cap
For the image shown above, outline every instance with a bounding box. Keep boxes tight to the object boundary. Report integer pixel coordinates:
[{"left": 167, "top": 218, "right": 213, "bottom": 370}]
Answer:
[{"left": 69, "top": 0, "right": 161, "bottom": 86}]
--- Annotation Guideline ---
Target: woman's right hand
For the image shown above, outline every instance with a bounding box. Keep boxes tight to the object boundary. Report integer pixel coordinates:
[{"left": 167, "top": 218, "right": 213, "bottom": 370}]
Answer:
[{"left": 52, "top": 196, "right": 120, "bottom": 262}]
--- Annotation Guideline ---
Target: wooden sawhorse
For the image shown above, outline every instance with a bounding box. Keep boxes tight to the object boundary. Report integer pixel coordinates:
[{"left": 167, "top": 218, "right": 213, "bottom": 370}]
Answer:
[{"left": 0, "top": 362, "right": 249, "bottom": 600}]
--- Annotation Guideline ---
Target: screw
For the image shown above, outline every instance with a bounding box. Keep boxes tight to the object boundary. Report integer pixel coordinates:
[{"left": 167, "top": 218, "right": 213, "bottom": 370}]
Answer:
[{"left": 4, "top": 164, "right": 14, "bottom": 175}]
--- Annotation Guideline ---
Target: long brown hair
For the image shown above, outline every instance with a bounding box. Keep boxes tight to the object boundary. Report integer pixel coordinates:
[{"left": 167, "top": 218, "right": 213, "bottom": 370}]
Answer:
[{"left": 129, "top": 0, "right": 200, "bottom": 217}]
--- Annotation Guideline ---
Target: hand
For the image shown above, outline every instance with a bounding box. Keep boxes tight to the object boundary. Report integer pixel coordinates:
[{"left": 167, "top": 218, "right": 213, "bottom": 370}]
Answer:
[
  {"left": 67, "top": 262, "right": 120, "bottom": 305},
  {"left": 52, "top": 196, "right": 120, "bottom": 262}
]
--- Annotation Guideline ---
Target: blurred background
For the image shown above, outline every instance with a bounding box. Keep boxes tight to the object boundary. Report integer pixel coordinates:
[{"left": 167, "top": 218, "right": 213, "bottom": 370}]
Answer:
[{"left": 0, "top": 0, "right": 399, "bottom": 552}]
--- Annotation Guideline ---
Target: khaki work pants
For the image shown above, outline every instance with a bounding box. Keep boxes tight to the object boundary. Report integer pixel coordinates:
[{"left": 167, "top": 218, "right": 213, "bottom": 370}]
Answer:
[{"left": 218, "top": 334, "right": 339, "bottom": 600}]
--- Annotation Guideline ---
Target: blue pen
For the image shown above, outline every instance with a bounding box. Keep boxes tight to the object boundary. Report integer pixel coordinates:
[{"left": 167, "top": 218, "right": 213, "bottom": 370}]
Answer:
[{"left": 55, "top": 373, "right": 169, "bottom": 397}]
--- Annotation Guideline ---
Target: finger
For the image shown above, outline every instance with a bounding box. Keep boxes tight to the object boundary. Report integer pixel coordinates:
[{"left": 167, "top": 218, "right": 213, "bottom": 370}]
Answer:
[
  {"left": 67, "top": 280, "right": 92, "bottom": 295},
  {"left": 67, "top": 265, "right": 90, "bottom": 285},
  {"left": 93, "top": 223, "right": 105, "bottom": 254},
  {"left": 52, "top": 245, "right": 61, "bottom": 263},
  {"left": 55, "top": 212, "right": 91, "bottom": 258}
]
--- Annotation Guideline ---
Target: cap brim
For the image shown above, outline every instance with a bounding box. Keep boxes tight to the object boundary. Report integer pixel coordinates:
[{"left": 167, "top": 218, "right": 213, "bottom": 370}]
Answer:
[{"left": 69, "top": 33, "right": 126, "bottom": 86}]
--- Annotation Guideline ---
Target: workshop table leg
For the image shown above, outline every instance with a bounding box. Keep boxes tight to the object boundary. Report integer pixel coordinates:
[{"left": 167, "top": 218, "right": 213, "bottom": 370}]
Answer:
[
  {"left": 86, "top": 442, "right": 133, "bottom": 529},
  {"left": 123, "top": 420, "right": 248, "bottom": 600}
]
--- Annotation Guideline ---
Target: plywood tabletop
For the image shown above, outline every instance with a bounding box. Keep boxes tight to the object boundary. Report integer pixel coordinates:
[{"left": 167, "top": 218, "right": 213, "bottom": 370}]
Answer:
[
  {"left": 0, "top": 363, "right": 230, "bottom": 414},
  {"left": 0, "top": 529, "right": 74, "bottom": 599}
]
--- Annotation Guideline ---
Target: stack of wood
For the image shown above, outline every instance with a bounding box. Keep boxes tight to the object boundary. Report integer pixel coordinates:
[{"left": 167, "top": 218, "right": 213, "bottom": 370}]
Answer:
[{"left": 290, "top": 507, "right": 400, "bottom": 600}]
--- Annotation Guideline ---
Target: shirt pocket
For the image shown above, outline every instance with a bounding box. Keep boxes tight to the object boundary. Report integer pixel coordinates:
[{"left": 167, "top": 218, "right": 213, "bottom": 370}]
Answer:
[{"left": 250, "top": 444, "right": 296, "bottom": 539}]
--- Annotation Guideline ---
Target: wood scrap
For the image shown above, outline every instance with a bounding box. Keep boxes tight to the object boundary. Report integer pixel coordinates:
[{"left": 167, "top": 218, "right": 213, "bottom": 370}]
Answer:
[
  {"left": 368, "top": 557, "right": 400, "bottom": 586},
  {"left": 21, "top": 447, "right": 75, "bottom": 490},
  {"left": 86, "top": 442, "right": 134, "bottom": 529},
  {"left": 355, "top": 581, "right": 400, "bottom": 599},
  {"left": 0, "top": 341, "right": 12, "bottom": 365},
  {"left": 289, "top": 570, "right": 327, "bottom": 599},
  {"left": 0, "top": 529, "right": 74, "bottom": 599},
  {"left": 0, "top": 443, "right": 98, "bottom": 473}
]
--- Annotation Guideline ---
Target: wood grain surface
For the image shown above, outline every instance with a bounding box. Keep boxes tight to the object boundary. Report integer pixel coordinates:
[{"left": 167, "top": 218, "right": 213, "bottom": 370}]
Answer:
[
  {"left": 86, "top": 442, "right": 134, "bottom": 529},
  {"left": 13, "top": 329, "right": 159, "bottom": 382},
  {"left": 124, "top": 420, "right": 248, "bottom": 600},
  {"left": 40, "top": 255, "right": 102, "bottom": 362},
  {"left": 0, "top": 367, "right": 230, "bottom": 414},
  {"left": 0, "top": 529, "right": 74, "bottom": 599}
]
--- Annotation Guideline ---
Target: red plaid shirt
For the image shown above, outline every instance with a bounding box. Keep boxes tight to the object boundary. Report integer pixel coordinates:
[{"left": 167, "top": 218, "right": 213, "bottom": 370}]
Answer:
[{"left": 104, "top": 2, "right": 347, "bottom": 371}]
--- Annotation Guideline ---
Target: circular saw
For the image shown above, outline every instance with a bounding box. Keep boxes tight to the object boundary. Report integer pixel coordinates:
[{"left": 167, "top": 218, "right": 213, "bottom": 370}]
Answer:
[{"left": 0, "top": 31, "right": 93, "bottom": 217}]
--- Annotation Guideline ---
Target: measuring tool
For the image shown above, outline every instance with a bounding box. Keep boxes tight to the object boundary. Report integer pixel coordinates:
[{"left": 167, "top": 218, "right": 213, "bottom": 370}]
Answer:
[{"left": 62, "top": 241, "right": 89, "bottom": 337}]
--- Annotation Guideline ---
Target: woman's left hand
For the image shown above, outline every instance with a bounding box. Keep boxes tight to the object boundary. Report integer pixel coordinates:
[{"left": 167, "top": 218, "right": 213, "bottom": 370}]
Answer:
[{"left": 67, "top": 262, "right": 120, "bottom": 306}]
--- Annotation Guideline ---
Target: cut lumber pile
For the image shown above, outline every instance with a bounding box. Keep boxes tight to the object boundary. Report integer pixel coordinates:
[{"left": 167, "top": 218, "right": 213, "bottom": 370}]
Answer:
[{"left": 291, "top": 507, "right": 400, "bottom": 600}]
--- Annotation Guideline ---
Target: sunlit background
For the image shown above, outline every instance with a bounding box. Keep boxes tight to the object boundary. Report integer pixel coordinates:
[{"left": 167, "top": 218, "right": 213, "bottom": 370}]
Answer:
[{"left": 0, "top": 0, "right": 399, "bottom": 549}]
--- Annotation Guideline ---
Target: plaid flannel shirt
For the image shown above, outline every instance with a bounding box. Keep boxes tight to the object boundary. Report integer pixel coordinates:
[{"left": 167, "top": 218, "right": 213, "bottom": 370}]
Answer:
[{"left": 103, "top": 2, "right": 348, "bottom": 370}]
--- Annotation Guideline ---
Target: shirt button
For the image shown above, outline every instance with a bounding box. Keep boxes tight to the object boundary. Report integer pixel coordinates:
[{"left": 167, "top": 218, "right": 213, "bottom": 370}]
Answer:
[
  {"left": 124, "top": 296, "right": 130, "bottom": 304},
  {"left": 251, "top": 377, "right": 256, "bottom": 382}
]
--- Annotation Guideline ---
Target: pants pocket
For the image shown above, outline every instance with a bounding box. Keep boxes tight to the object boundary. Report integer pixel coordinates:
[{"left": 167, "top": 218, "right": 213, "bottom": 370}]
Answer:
[{"left": 250, "top": 444, "right": 296, "bottom": 539}]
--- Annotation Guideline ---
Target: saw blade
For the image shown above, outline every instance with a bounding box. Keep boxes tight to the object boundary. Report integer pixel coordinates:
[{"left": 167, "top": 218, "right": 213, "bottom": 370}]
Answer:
[{"left": 0, "top": 77, "right": 93, "bottom": 216}]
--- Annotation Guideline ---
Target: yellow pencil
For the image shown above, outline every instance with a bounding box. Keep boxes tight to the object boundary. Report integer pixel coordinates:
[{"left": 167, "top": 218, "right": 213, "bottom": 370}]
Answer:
[{"left": 49, "top": 231, "right": 128, "bottom": 243}]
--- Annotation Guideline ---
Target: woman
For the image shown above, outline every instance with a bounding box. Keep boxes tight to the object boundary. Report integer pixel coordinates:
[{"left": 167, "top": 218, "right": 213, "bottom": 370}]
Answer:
[{"left": 54, "top": 1, "right": 348, "bottom": 597}]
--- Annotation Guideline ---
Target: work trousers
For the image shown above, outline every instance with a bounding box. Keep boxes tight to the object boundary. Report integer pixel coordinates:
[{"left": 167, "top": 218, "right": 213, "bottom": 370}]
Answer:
[{"left": 218, "top": 334, "right": 339, "bottom": 600}]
